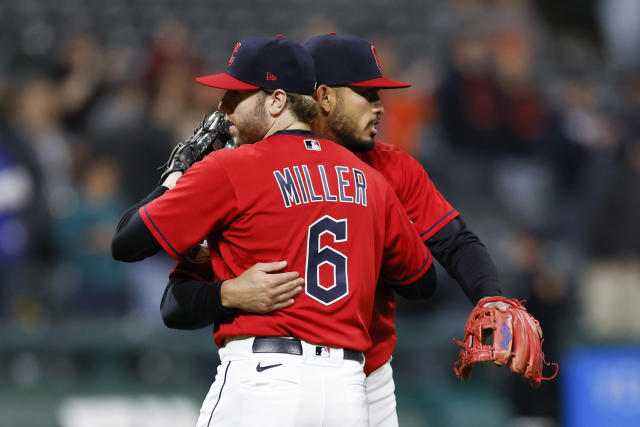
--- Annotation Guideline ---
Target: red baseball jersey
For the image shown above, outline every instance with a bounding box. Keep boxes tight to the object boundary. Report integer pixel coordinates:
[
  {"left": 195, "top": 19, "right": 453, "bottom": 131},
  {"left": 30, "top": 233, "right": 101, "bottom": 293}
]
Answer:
[
  {"left": 356, "top": 142, "right": 459, "bottom": 374},
  {"left": 141, "top": 131, "right": 432, "bottom": 352}
]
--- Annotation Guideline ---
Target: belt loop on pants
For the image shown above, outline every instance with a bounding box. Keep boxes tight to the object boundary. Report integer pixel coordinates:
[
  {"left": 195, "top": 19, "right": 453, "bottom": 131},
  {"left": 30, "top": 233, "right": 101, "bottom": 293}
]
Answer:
[{"left": 252, "top": 337, "right": 364, "bottom": 364}]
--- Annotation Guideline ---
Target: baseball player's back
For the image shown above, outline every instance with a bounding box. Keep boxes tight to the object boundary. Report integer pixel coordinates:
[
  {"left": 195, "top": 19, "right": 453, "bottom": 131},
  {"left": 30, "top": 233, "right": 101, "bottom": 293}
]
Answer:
[
  {"left": 119, "top": 35, "right": 437, "bottom": 426},
  {"left": 141, "top": 130, "right": 431, "bottom": 351}
]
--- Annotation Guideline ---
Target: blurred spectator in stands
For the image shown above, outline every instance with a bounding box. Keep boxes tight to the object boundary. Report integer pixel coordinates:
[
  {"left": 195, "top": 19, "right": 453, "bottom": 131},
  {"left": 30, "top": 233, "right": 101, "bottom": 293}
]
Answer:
[
  {"left": 491, "top": 28, "right": 549, "bottom": 152},
  {"left": 0, "top": 115, "right": 50, "bottom": 320},
  {"left": 51, "top": 156, "right": 129, "bottom": 317},
  {"left": 87, "top": 79, "right": 173, "bottom": 203},
  {"left": 589, "top": 75, "right": 640, "bottom": 256},
  {"left": 53, "top": 33, "right": 109, "bottom": 138},
  {"left": 10, "top": 78, "right": 75, "bottom": 217},
  {"left": 87, "top": 18, "right": 217, "bottom": 203},
  {"left": 140, "top": 19, "right": 205, "bottom": 101},
  {"left": 598, "top": 0, "right": 640, "bottom": 71},
  {"left": 437, "top": 25, "right": 548, "bottom": 157},
  {"left": 378, "top": 51, "right": 439, "bottom": 158},
  {"left": 437, "top": 27, "right": 502, "bottom": 154},
  {"left": 143, "top": 18, "right": 221, "bottom": 144},
  {"left": 435, "top": 21, "right": 553, "bottom": 234},
  {"left": 536, "top": 77, "right": 618, "bottom": 251},
  {"left": 140, "top": 17, "right": 214, "bottom": 133},
  {"left": 501, "top": 228, "right": 569, "bottom": 421}
]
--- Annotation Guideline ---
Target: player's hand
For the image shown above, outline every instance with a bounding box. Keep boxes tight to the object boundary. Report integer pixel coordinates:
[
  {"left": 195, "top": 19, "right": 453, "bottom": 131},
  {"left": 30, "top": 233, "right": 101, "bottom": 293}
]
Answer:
[
  {"left": 220, "top": 261, "right": 304, "bottom": 313},
  {"left": 480, "top": 296, "right": 542, "bottom": 335},
  {"left": 479, "top": 295, "right": 510, "bottom": 313},
  {"left": 161, "top": 171, "right": 183, "bottom": 190}
]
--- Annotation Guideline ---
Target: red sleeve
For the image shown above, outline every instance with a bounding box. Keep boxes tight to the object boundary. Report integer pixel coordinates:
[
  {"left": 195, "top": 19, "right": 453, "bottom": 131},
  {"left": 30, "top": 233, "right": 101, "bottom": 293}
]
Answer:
[
  {"left": 394, "top": 150, "right": 458, "bottom": 241},
  {"left": 380, "top": 185, "right": 433, "bottom": 285},
  {"left": 139, "top": 155, "right": 239, "bottom": 260}
]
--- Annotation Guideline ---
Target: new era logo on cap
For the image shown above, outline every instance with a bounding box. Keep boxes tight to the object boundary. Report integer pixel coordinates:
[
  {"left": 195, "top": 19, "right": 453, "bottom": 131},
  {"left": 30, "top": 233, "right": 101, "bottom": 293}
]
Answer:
[
  {"left": 301, "top": 33, "right": 410, "bottom": 89},
  {"left": 196, "top": 36, "right": 316, "bottom": 95}
]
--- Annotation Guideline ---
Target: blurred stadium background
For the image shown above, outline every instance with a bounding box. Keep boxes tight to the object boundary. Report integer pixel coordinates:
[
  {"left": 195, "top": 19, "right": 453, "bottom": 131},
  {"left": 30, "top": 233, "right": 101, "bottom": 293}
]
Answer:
[{"left": 0, "top": 0, "right": 639, "bottom": 426}]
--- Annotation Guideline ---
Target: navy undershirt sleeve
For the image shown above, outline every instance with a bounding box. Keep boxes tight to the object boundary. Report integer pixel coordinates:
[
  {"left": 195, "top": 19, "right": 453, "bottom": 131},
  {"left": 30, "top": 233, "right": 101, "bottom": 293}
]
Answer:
[
  {"left": 163, "top": 265, "right": 437, "bottom": 328},
  {"left": 393, "top": 262, "right": 437, "bottom": 299},
  {"left": 111, "top": 186, "right": 167, "bottom": 262},
  {"left": 426, "top": 217, "right": 503, "bottom": 304},
  {"left": 161, "top": 274, "right": 237, "bottom": 329}
]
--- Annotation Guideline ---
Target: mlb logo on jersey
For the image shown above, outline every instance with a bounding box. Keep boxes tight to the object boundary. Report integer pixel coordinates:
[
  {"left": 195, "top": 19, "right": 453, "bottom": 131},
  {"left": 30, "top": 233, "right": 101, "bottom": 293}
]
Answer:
[{"left": 304, "top": 139, "right": 321, "bottom": 151}]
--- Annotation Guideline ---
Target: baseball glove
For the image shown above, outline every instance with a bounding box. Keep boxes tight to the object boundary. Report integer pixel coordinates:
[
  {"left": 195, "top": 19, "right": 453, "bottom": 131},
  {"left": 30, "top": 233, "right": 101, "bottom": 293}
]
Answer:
[
  {"left": 159, "top": 111, "right": 233, "bottom": 182},
  {"left": 453, "top": 296, "right": 558, "bottom": 388}
]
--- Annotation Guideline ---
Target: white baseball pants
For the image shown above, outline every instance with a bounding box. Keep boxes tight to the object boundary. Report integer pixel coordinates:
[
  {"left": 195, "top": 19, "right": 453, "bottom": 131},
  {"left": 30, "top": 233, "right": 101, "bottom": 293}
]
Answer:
[
  {"left": 365, "top": 359, "right": 398, "bottom": 427},
  {"left": 196, "top": 337, "right": 368, "bottom": 427}
]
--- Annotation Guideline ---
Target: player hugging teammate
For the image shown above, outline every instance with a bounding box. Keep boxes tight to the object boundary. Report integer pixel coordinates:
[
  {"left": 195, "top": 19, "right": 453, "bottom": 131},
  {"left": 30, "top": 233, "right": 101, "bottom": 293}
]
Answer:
[{"left": 112, "top": 33, "right": 555, "bottom": 427}]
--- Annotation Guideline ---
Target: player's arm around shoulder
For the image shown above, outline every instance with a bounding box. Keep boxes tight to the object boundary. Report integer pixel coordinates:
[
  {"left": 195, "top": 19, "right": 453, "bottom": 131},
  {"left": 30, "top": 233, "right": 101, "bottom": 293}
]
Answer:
[
  {"left": 140, "top": 153, "right": 240, "bottom": 260},
  {"left": 220, "top": 261, "right": 304, "bottom": 313},
  {"left": 160, "top": 259, "right": 305, "bottom": 330},
  {"left": 111, "top": 143, "right": 235, "bottom": 263}
]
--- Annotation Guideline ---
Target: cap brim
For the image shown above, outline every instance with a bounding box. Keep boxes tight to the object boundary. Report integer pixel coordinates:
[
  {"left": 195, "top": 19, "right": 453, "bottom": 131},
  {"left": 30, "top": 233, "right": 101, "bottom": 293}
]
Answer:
[
  {"left": 349, "top": 77, "right": 411, "bottom": 88},
  {"left": 196, "top": 73, "right": 259, "bottom": 90}
]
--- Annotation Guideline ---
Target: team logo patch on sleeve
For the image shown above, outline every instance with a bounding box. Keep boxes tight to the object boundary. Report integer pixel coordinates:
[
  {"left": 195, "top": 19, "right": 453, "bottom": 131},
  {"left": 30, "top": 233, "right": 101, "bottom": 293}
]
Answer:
[{"left": 304, "top": 139, "right": 321, "bottom": 151}]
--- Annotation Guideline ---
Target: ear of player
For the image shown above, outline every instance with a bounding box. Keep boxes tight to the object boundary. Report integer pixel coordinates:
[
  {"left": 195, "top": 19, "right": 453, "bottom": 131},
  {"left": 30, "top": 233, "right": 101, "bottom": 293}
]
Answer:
[{"left": 452, "top": 296, "right": 559, "bottom": 388}]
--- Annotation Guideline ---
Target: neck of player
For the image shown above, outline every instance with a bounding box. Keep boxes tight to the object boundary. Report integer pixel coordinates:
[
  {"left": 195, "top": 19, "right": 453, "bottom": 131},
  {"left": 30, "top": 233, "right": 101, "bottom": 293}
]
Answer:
[{"left": 264, "top": 113, "right": 310, "bottom": 138}]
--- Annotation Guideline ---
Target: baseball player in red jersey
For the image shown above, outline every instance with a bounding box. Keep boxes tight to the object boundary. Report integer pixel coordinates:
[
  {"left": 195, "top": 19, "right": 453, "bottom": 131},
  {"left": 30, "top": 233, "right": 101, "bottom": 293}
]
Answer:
[
  {"left": 306, "top": 34, "right": 508, "bottom": 426},
  {"left": 158, "top": 34, "right": 509, "bottom": 427},
  {"left": 112, "top": 36, "right": 436, "bottom": 426}
]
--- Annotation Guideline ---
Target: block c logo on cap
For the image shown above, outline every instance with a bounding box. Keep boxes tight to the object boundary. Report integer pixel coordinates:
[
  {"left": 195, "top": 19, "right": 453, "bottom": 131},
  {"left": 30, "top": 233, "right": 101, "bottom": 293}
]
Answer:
[
  {"left": 371, "top": 45, "right": 381, "bottom": 71},
  {"left": 229, "top": 42, "right": 241, "bottom": 65}
]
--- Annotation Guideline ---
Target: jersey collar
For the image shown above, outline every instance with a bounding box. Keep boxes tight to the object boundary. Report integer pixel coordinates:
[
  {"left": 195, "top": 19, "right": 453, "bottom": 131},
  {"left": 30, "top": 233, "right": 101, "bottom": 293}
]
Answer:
[{"left": 272, "top": 129, "right": 318, "bottom": 138}]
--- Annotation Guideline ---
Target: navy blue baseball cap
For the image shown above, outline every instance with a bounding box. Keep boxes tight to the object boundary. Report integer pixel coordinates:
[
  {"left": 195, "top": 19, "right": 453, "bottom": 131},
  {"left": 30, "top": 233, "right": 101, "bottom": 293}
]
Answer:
[
  {"left": 196, "top": 36, "right": 317, "bottom": 95},
  {"left": 302, "top": 33, "right": 410, "bottom": 88}
]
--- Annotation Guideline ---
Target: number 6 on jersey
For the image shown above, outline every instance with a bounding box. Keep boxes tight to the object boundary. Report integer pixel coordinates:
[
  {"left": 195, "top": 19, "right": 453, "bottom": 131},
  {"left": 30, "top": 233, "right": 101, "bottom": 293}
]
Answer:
[{"left": 305, "top": 215, "right": 349, "bottom": 305}]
